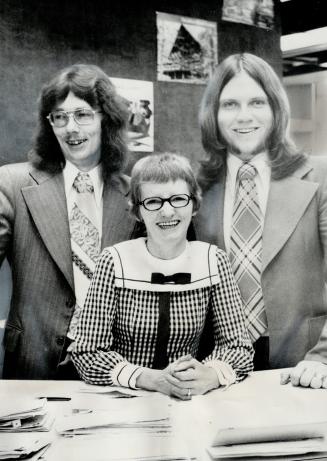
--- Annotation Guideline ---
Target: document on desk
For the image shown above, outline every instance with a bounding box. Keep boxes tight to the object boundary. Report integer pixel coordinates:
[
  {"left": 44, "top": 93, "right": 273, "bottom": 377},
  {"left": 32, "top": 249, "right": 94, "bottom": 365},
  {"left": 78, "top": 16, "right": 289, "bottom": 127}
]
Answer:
[
  {"left": 0, "top": 432, "right": 52, "bottom": 459},
  {"left": 50, "top": 395, "right": 196, "bottom": 461},
  {"left": 77, "top": 383, "right": 150, "bottom": 398},
  {"left": 208, "top": 390, "right": 327, "bottom": 458},
  {"left": 211, "top": 394, "right": 327, "bottom": 446},
  {"left": 0, "top": 397, "right": 54, "bottom": 432},
  {"left": 56, "top": 395, "right": 171, "bottom": 435}
]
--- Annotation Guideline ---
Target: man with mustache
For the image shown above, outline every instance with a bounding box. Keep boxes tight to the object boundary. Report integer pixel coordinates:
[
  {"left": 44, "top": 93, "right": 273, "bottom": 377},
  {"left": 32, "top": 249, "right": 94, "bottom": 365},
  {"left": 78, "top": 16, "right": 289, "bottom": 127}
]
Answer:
[{"left": 0, "top": 64, "right": 138, "bottom": 379}]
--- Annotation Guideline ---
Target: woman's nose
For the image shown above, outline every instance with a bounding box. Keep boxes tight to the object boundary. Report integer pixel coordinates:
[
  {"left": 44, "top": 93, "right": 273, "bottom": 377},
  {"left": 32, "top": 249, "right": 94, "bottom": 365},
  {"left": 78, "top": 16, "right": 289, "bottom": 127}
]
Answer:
[{"left": 160, "top": 201, "right": 175, "bottom": 216}]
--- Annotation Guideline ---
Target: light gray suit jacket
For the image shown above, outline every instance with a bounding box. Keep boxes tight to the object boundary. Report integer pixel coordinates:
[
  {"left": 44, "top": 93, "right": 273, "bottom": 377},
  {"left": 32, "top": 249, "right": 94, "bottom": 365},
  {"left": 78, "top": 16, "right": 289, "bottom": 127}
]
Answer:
[
  {"left": 194, "top": 156, "right": 327, "bottom": 368},
  {"left": 0, "top": 162, "right": 137, "bottom": 379}
]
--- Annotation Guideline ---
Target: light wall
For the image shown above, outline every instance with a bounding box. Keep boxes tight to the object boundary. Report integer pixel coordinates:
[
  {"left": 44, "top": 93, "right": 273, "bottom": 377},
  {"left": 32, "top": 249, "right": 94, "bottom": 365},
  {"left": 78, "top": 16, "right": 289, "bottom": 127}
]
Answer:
[{"left": 284, "top": 70, "right": 327, "bottom": 156}]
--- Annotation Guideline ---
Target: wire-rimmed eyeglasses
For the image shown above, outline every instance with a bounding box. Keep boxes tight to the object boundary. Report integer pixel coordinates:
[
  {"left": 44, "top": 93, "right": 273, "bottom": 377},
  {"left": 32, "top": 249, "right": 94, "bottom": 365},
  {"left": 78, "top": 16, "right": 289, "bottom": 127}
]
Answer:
[
  {"left": 47, "top": 109, "right": 101, "bottom": 128},
  {"left": 138, "top": 194, "right": 194, "bottom": 211}
]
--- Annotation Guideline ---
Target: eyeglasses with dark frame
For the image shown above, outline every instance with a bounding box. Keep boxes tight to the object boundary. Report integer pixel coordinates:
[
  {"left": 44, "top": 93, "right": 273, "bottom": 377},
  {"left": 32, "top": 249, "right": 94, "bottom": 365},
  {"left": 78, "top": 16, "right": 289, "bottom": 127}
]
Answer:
[
  {"left": 47, "top": 109, "right": 101, "bottom": 128},
  {"left": 138, "top": 194, "right": 194, "bottom": 211}
]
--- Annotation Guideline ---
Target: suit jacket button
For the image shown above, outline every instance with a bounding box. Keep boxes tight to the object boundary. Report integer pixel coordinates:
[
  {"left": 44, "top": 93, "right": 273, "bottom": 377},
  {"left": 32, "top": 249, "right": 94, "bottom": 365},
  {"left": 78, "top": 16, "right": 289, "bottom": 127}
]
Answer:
[{"left": 57, "top": 336, "right": 65, "bottom": 346}]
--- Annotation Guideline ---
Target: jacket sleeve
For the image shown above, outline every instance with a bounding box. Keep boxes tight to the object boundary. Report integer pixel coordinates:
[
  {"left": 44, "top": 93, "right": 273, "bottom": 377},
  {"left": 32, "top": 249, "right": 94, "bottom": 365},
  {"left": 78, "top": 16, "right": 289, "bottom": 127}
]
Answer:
[
  {"left": 203, "top": 248, "right": 254, "bottom": 381},
  {"left": 0, "top": 166, "right": 15, "bottom": 266},
  {"left": 305, "top": 160, "right": 327, "bottom": 363}
]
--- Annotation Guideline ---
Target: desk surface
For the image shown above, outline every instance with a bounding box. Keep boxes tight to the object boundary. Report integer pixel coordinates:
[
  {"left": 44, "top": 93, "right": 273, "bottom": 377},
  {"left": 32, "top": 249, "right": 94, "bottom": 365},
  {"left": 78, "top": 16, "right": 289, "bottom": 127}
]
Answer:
[{"left": 1, "top": 369, "right": 327, "bottom": 461}]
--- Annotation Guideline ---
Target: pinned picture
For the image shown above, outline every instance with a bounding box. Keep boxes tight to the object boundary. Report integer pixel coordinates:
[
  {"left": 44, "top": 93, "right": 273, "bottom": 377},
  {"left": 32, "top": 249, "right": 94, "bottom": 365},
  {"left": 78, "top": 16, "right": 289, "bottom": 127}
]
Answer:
[
  {"left": 222, "top": 0, "right": 274, "bottom": 29},
  {"left": 156, "top": 12, "right": 218, "bottom": 84},
  {"left": 112, "top": 78, "right": 154, "bottom": 152}
]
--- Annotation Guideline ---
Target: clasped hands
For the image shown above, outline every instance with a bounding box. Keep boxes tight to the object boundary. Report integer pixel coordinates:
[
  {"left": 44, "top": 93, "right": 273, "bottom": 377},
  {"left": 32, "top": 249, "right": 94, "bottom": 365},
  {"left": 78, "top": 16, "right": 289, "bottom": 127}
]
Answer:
[
  {"left": 148, "top": 355, "right": 233, "bottom": 400},
  {"left": 280, "top": 360, "right": 327, "bottom": 389}
]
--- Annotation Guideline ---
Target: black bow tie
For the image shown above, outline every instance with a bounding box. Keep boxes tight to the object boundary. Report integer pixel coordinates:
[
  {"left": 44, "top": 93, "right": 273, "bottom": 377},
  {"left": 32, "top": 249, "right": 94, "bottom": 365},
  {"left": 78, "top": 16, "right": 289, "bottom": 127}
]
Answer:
[{"left": 151, "top": 272, "right": 191, "bottom": 285}]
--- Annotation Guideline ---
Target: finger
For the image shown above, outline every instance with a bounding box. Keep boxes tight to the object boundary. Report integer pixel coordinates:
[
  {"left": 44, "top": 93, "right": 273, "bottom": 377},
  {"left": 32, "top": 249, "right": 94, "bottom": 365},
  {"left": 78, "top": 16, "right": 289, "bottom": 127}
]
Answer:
[
  {"left": 170, "top": 384, "right": 192, "bottom": 401},
  {"left": 290, "top": 365, "right": 306, "bottom": 387},
  {"left": 310, "top": 375, "right": 323, "bottom": 389},
  {"left": 173, "top": 369, "right": 195, "bottom": 381},
  {"left": 299, "top": 368, "right": 315, "bottom": 388},
  {"left": 280, "top": 371, "right": 291, "bottom": 385},
  {"left": 175, "top": 354, "right": 192, "bottom": 364},
  {"left": 165, "top": 373, "right": 193, "bottom": 390},
  {"left": 173, "top": 358, "right": 197, "bottom": 373}
]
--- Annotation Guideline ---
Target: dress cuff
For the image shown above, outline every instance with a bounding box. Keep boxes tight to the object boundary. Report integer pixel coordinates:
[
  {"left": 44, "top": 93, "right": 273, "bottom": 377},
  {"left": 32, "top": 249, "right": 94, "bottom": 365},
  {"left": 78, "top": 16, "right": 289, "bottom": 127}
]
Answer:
[
  {"left": 111, "top": 362, "right": 144, "bottom": 389},
  {"left": 205, "top": 360, "right": 237, "bottom": 388}
]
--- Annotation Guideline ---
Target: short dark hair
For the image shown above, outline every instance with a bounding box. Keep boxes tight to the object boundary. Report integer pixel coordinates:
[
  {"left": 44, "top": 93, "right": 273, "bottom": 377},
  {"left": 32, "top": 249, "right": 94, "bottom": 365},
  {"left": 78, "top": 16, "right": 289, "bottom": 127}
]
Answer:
[
  {"left": 199, "top": 53, "right": 306, "bottom": 189},
  {"left": 30, "top": 64, "right": 129, "bottom": 181},
  {"left": 130, "top": 153, "right": 202, "bottom": 220}
]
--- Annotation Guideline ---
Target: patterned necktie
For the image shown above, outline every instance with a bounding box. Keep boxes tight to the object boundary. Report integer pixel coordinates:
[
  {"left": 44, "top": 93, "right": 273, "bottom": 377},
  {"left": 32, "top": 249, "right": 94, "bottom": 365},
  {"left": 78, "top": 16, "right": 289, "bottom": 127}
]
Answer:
[
  {"left": 229, "top": 163, "right": 268, "bottom": 342},
  {"left": 68, "top": 172, "right": 101, "bottom": 339}
]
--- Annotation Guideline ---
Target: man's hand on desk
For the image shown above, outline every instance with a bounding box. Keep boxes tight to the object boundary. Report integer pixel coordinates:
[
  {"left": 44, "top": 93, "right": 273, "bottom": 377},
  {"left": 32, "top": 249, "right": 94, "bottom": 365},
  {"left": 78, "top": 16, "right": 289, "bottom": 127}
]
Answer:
[{"left": 280, "top": 360, "right": 327, "bottom": 388}]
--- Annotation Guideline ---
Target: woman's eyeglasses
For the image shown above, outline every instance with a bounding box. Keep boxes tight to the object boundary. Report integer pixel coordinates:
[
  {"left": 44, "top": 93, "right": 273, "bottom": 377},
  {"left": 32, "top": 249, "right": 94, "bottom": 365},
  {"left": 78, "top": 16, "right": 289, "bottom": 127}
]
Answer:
[
  {"left": 47, "top": 109, "right": 101, "bottom": 128},
  {"left": 138, "top": 194, "right": 193, "bottom": 211}
]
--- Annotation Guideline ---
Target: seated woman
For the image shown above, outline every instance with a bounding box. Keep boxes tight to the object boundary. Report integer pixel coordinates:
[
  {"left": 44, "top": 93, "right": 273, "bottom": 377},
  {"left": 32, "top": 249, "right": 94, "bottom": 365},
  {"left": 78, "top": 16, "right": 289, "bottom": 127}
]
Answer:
[{"left": 72, "top": 153, "right": 253, "bottom": 399}]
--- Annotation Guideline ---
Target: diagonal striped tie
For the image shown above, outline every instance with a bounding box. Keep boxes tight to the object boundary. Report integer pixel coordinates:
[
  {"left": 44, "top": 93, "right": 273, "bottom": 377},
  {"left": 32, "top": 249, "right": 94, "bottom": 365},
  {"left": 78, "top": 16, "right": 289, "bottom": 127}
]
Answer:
[
  {"left": 229, "top": 163, "right": 268, "bottom": 342},
  {"left": 68, "top": 172, "right": 101, "bottom": 339}
]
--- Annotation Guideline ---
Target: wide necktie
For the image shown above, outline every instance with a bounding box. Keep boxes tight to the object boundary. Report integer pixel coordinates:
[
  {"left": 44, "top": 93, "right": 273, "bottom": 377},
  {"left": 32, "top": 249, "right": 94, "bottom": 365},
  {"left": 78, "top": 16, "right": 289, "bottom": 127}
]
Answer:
[
  {"left": 68, "top": 172, "right": 101, "bottom": 339},
  {"left": 229, "top": 163, "right": 268, "bottom": 342}
]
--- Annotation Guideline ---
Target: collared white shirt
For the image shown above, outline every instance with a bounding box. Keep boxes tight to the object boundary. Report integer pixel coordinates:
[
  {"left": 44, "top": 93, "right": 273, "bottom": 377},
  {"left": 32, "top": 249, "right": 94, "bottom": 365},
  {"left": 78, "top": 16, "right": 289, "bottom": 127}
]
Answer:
[
  {"left": 224, "top": 152, "right": 271, "bottom": 253},
  {"left": 63, "top": 160, "right": 104, "bottom": 242}
]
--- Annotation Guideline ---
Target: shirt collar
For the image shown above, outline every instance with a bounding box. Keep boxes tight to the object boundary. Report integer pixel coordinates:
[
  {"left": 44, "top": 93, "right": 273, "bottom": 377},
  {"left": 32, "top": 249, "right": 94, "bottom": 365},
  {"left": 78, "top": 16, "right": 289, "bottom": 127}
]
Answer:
[
  {"left": 227, "top": 152, "right": 270, "bottom": 183},
  {"left": 63, "top": 160, "right": 104, "bottom": 207}
]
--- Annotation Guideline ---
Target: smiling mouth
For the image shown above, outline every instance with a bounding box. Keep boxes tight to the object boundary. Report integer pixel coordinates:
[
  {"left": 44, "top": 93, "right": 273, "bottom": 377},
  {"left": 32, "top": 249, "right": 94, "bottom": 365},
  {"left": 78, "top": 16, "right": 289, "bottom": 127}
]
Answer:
[
  {"left": 157, "top": 220, "right": 180, "bottom": 229},
  {"left": 66, "top": 138, "right": 87, "bottom": 146},
  {"left": 233, "top": 128, "right": 259, "bottom": 134}
]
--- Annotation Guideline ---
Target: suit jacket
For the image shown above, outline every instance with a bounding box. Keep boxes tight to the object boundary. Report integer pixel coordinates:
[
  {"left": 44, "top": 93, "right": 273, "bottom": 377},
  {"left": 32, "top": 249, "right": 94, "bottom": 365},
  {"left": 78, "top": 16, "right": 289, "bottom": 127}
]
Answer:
[
  {"left": 194, "top": 156, "right": 327, "bottom": 368},
  {"left": 0, "top": 162, "right": 137, "bottom": 379}
]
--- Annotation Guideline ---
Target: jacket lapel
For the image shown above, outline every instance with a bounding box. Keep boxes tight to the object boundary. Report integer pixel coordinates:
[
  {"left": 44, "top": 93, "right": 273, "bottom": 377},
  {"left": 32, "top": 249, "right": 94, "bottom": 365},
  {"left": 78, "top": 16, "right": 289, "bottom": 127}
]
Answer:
[
  {"left": 22, "top": 169, "right": 74, "bottom": 289},
  {"left": 194, "top": 171, "right": 226, "bottom": 250},
  {"left": 262, "top": 162, "right": 317, "bottom": 272},
  {"left": 101, "top": 178, "right": 134, "bottom": 249}
]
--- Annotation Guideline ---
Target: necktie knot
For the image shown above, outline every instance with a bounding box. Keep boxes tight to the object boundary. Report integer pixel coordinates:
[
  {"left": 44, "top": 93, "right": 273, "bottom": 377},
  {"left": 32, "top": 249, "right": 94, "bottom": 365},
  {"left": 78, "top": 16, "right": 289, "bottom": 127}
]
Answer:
[
  {"left": 238, "top": 163, "right": 257, "bottom": 181},
  {"left": 73, "top": 172, "right": 94, "bottom": 193}
]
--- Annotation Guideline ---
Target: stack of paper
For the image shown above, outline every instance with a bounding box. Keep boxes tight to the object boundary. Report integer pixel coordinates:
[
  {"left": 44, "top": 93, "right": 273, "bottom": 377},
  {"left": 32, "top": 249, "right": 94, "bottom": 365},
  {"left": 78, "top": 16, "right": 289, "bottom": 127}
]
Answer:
[
  {"left": 56, "top": 396, "right": 171, "bottom": 436},
  {"left": 0, "top": 433, "right": 52, "bottom": 459},
  {"left": 51, "top": 395, "right": 195, "bottom": 461},
  {"left": 0, "top": 398, "right": 54, "bottom": 432},
  {"left": 207, "top": 394, "right": 327, "bottom": 459}
]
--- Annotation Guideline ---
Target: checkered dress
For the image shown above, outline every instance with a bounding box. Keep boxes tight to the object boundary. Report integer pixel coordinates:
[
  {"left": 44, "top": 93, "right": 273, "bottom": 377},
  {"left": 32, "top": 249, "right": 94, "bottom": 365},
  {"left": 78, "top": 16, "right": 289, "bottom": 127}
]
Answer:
[{"left": 73, "top": 242, "right": 253, "bottom": 386}]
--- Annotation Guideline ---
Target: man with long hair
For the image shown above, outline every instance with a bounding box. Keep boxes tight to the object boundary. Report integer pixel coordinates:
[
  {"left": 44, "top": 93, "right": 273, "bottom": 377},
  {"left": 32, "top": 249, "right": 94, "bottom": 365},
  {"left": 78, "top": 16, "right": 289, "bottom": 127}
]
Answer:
[
  {"left": 0, "top": 64, "right": 137, "bottom": 379},
  {"left": 195, "top": 53, "right": 327, "bottom": 388}
]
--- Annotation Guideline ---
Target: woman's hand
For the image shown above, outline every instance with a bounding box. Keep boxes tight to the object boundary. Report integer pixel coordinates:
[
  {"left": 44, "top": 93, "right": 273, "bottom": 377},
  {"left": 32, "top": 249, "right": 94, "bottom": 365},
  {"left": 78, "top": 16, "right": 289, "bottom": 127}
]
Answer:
[
  {"left": 165, "top": 355, "right": 219, "bottom": 398},
  {"left": 135, "top": 364, "right": 192, "bottom": 399}
]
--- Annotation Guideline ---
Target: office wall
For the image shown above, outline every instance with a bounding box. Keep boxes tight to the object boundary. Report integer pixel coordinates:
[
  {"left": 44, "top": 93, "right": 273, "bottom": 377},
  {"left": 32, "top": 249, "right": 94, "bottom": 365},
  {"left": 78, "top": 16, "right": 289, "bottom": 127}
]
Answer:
[{"left": 284, "top": 70, "right": 327, "bottom": 156}]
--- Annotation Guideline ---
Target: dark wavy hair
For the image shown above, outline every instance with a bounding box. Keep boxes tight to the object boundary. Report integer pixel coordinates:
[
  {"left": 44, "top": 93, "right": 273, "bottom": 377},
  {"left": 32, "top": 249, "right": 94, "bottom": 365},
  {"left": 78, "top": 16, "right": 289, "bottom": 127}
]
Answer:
[
  {"left": 29, "top": 64, "right": 130, "bottom": 182},
  {"left": 198, "top": 53, "right": 306, "bottom": 190}
]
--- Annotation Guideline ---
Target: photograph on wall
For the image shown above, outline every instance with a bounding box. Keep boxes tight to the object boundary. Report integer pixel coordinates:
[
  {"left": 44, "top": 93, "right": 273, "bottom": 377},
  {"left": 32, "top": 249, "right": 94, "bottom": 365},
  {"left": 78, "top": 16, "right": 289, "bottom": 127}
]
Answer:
[
  {"left": 111, "top": 78, "right": 154, "bottom": 152},
  {"left": 156, "top": 12, "right": 218, "bottom": 84},
  {"left": 222, "top": 0, "right": 274, "bottom": 29}
]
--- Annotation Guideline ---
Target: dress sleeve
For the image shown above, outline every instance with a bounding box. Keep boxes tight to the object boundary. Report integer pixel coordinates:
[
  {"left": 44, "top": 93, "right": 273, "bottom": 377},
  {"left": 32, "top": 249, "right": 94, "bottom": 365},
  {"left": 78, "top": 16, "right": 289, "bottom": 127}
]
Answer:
[
  {"left": 72, "top": 249, "right": 142, "bottom": 386},
  {"left": 203, "top": 248, "right": 254, "bottom": 381}
]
